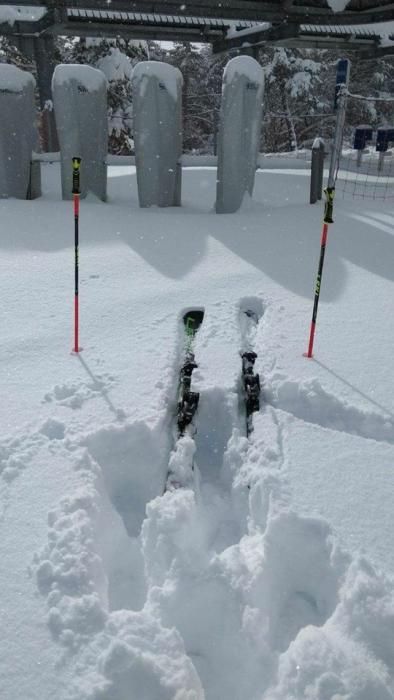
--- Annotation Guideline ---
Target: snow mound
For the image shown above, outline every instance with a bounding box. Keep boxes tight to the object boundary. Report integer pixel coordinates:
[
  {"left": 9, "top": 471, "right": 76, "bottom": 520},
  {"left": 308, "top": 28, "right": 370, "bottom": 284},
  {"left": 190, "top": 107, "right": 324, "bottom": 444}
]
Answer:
[
  {"left": 52, "top": 64, "right": 107, "bottom": 92},
  {"left": 224, "top": 55, "right": 264, "bottom": 86},
  {"left": 267, "top": 374, "right": 394, "bottom": 443},
  {"left": 132, "top": 60, "right": 183, "bottom": 101},
  {"left": 33, "top": 398, "right": 394, "bottom": 699},
  {"left": 0, "top": 63, "right": 35, "bottom": 92}
]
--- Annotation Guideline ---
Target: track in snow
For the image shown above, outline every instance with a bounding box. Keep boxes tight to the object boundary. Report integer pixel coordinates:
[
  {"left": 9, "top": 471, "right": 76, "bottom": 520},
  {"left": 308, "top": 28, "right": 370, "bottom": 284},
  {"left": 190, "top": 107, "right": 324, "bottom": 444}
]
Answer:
[{"left": 31, "top": 295, "right": 394, "bottom": 700}]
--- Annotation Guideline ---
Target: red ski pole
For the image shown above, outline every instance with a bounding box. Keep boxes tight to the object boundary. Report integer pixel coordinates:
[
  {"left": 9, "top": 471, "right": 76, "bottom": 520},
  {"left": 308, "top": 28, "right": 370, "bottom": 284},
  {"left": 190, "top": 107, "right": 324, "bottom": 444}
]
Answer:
[
  {"left": 72, "top": 157, "right": 81, "bottom": 353},
  {"left": 304, "top": 59, "right": 350, "bottom": 359}
]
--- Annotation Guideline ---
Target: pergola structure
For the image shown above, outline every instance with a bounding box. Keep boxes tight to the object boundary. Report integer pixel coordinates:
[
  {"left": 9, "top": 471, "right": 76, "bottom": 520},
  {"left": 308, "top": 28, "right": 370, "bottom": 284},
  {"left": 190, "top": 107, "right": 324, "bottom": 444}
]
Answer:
[
  {"left": 0, "top": 1, "right": 392, "bottom": 148},
  {"left": 0, "top": 1, "right": 393, "bottom": 51}
]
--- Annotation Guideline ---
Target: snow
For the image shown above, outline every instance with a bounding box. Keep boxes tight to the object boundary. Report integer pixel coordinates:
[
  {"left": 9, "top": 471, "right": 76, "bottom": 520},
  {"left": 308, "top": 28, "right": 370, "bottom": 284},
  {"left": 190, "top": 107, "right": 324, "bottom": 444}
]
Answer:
[
  {"left": 0, "top": 62, "right": 35, "bottom": 92},
  {"left": 0, "top": 5, "right": 46, "bottom": 25},
  {"left": 52, "top": 64, "right": 107, "bottom": 92},
  {"left": 132, "top": 60, "right": 183, "bottom": 101},
  {"left": 96, "top": 47, "right": 133, "bottom": 82},
  {"left": 224, "top": 55, "right": 264, "bottom": 86},
  {"left": 226, "top": 22, "right": 271, "bottom": 40},
  {"left": 1, "top": 162, "right": 394, "bottom": 699},
  {"left": 326, "top": 0, "right": 350, "bottom": 12}
]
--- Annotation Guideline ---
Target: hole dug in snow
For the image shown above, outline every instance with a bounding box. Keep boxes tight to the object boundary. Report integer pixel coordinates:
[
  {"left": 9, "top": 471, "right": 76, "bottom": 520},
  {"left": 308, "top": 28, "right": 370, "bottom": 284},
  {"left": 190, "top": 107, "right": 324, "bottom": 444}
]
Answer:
[
  {"left": 254, "top": 510, "right": 347, "bottom": 653},
  {"left": 94, "top": 471, "right": 147, "bottom": 613},
  {"left": 86, "top": 420, "right": 170, "bottom": 537},
  {"left": 141, "top": 488, "right": 269, "bottom": 700}
]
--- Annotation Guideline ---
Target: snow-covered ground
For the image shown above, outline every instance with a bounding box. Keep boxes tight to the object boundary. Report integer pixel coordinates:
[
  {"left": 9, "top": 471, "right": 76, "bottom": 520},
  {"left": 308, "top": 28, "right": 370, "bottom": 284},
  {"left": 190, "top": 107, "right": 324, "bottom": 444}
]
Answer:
[{"left": 1, "top": 163, "right": 394, "bottom": 700}]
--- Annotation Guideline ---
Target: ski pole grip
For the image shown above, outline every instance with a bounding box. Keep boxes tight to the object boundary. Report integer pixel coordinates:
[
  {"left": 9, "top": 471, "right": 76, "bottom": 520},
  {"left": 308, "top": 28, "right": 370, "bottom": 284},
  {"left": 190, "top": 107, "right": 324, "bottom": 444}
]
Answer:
[
  {"left": 72, "top": 157, "right": 81, "bottom": 195},
  {"left": 324, "top": 187, "right": 335, "bottom": 224}
]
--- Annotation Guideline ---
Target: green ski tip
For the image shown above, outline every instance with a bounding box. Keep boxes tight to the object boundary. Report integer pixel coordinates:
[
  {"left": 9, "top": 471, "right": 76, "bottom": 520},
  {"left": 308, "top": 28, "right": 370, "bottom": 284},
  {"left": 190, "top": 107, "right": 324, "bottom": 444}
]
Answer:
[{"left": 183, "top": 309, "right": 204, "bottom": 336}]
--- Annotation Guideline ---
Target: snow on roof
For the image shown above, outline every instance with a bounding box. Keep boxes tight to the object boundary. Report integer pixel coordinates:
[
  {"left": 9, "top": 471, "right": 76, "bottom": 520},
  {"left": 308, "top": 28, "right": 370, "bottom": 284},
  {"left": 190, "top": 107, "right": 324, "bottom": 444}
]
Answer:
[
  {"left": 326, "top": 0, "right": 350, "bottom": 12},
  {"left": 0, "top": 62, "right": 35, "bottom": 92},
  {"left": 0, "top": 5, "right": 46, "bottom": 25}
]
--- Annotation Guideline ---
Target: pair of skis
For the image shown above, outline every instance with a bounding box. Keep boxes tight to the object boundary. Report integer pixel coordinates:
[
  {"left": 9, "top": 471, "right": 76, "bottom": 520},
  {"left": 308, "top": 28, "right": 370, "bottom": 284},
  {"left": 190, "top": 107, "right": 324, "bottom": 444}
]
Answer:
[
  {"left": 241, "top": 309, "right": 261, "bottom": 438},
  {"left": 165, "top": 308, "right": 260, "bottom": 491}
]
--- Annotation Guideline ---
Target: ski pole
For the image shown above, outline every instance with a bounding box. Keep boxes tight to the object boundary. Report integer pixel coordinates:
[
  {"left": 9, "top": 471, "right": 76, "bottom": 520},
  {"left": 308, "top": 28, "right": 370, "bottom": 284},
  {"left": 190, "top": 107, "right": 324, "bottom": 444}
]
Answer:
[
  {"left": 72, "top": 157, "right": 81, "bottom": 353},
  {"left": 304, "top": 188, "right": 334, "bottom": 358},
  {"left": 304, "top": 60, "right": 350, "bottom": 358}
]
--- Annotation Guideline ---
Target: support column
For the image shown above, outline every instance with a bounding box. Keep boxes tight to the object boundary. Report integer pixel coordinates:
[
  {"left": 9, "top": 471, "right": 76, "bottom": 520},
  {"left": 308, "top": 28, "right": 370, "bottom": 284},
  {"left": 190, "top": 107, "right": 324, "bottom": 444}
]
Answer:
[{"left": 33, "top": 35, "right": 59, "bottom": 152}]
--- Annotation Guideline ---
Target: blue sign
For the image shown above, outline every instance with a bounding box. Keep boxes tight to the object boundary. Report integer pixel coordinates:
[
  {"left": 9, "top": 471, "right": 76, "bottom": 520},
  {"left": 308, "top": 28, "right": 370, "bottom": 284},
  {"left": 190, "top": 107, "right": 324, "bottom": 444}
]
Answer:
[
  {"left": 376, "top": 128, "right": 394, "bottom": 152},
  {"left": 353, "top": 126, "right": 373, "bottom": 150}
]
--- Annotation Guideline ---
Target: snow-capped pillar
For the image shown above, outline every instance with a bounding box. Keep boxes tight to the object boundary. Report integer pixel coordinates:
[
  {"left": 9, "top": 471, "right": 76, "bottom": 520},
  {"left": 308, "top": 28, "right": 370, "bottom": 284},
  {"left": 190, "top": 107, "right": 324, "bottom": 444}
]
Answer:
[
  {"left": 0, "top": 65, "right": 36, "bottom": 199},
  {"left": 132, "top": 61, "right": 182, "bottom": 207},
  {"left": 216, "top": 56, "right": 264, "bottom": 214},
  {"left": 52, "top": 64, "right": 108, "bottom": 201}
]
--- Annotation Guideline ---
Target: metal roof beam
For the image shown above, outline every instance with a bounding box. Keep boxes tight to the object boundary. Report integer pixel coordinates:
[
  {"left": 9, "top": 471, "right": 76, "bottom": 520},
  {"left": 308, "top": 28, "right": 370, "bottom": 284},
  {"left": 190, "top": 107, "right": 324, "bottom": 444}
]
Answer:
[
  {"left": 0, "top": 0, "right": 393, "bottom": 25},
  {"left": 49, "top": 14, "right": 223, "bottom": 40}
]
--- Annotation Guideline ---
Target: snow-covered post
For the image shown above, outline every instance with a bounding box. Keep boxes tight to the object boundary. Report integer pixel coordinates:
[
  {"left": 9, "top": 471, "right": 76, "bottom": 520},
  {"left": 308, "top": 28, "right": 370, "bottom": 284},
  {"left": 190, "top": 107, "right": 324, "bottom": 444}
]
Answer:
[
  {"left": 0, "top": 65, "right": 36, "bottom": 199},
  {"left": 310, "top": 138, "right": 325, "bottom": 204},
  {"left": 132, "top": 62, "right": 183, "bottom": 207},
  {"left": 216, "top": 56, "right": 264, "bottom": 214},
  {"left": 52, "top": 65, "right": 108, "bottom": 201}
]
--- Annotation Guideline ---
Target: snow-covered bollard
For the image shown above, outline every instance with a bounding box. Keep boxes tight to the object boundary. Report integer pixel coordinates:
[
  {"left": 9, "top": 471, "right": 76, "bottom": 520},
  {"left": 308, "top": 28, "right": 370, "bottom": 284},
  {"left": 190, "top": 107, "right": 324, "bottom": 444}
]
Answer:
[
  {"left": 52, "top": 64, "right": 108, "bottom": 201},
  {"left": 132, "top": 61, "right": 182, "bottom": 207},
  {"left": 0, "top": 64, "right": 36, "bottom": 199},
  {"left": 216, "top": 56, "right": 264, "bottom": 214}
]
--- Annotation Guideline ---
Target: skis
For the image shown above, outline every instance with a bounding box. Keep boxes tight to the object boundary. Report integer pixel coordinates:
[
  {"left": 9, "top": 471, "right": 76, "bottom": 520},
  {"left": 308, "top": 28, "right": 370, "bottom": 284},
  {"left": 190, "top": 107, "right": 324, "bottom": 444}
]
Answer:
[
  {"left": 177, "top": 309, "right": 204, "bottom": 437},
  {"left": 165, "top": 309, "right": 204, "bottom": 491},
  {"left": 240, "top": 308, "right": 261, "bottom": 437},
  {"left": 164, "top": 304, "right": 261, "bottom": 492}
]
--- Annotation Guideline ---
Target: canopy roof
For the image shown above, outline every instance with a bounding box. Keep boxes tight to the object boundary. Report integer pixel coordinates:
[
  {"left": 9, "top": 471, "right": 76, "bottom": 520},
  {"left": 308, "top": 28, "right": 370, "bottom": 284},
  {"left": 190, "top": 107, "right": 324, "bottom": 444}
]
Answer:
[{"left": 0, "top": 1, "right": 392, "bottom": 55}]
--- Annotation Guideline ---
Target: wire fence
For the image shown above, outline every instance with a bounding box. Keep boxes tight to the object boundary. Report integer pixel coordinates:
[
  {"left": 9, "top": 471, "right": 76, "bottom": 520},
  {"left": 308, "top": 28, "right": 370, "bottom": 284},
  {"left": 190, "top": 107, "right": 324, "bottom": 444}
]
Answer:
[{"left": 336, "top": 90, "right": 394, "bottom": 200}]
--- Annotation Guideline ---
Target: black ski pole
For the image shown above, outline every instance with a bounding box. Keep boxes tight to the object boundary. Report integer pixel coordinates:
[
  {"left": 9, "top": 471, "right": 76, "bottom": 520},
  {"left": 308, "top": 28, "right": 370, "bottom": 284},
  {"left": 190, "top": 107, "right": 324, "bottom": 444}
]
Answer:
[{"left": 72, "top": 157, "right": 81, "bottom": 353}]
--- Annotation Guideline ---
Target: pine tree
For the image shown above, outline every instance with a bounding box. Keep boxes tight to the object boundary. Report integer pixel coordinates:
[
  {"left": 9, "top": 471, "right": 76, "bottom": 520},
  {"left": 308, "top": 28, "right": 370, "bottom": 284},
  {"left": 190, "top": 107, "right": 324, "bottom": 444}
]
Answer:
[{"left": 168, "top": 43, "right": 226, "bottom": 153}]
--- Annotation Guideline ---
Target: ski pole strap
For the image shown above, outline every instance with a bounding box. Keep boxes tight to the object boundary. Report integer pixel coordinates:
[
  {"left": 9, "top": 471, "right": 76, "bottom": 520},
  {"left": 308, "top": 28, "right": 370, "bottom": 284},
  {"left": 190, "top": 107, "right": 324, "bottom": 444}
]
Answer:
[
  {"left": 323, "top": 187, "right": 335, "bottom": 224},
  {"left": 72, "top": 157, "right": 81, "bottom": 195}
]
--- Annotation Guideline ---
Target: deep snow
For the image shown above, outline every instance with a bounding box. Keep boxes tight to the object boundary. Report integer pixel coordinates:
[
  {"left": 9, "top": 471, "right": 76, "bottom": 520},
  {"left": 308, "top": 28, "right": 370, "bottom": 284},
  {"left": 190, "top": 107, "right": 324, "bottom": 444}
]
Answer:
[{"left": 1, "top": 162, "right": 394, "bottom": 700}]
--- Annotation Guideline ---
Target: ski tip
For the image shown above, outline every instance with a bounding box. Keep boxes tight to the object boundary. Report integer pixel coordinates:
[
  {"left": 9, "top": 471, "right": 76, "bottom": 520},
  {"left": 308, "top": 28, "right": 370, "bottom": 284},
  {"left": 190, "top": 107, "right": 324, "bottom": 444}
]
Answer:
[{"left": 183, "top": 308, "right": 205, "bottom": 331}]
